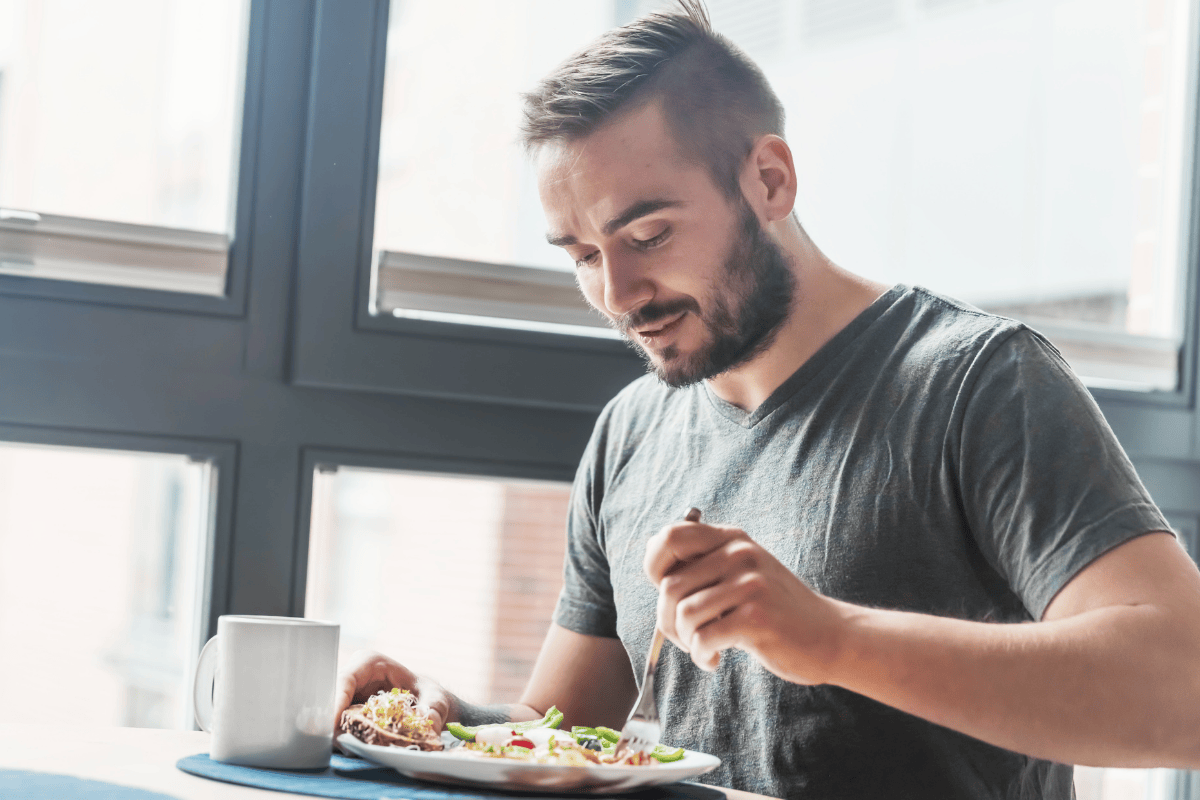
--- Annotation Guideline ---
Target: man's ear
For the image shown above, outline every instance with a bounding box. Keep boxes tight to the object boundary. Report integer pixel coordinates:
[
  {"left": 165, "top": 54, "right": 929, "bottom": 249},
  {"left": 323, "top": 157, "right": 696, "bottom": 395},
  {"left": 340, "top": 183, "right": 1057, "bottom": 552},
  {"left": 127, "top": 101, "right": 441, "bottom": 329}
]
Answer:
[{"left": 740, "top": 135, "right": 798, "bottom": 223}]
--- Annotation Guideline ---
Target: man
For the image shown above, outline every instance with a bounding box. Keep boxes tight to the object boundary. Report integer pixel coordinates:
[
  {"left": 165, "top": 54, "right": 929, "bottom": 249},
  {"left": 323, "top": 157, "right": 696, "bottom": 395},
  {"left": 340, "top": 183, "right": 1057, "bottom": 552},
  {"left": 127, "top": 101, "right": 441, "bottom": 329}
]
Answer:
[{"left": 335, "top": 3, "right": 1200, "bottom": 797}]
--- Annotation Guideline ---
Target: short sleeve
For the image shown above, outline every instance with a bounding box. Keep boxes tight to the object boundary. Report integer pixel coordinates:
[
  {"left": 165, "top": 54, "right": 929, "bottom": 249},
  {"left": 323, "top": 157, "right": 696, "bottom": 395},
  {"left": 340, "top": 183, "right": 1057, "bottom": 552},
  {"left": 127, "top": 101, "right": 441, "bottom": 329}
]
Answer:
[
  {"left": 956, "top": 329, "right": 1173, "bottom": 619},
  {"left": 553, "top": 412, "right": 620, "bottom": 638}
]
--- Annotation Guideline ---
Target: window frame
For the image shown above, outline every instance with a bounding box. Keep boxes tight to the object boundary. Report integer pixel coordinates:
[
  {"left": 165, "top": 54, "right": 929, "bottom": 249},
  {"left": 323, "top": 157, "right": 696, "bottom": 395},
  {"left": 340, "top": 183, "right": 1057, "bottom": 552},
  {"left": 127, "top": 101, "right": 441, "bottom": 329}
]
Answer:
[{"left": 0, "top": 0, "right": 266, "bottom": 319}]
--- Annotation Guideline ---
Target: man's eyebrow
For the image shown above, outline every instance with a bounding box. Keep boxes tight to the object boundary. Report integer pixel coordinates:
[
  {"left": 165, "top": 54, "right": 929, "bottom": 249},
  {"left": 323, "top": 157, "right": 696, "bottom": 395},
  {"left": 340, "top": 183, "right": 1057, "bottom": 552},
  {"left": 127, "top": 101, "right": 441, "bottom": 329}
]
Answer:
[
  {"left": 545, "top": 198, "right": 685, "bottom": 248},
  {"left": 602, "top": 198, "right": 684, "bottom": 236},
  {"left": 546, "top": 232, "right": 577, "bottom": 248}
]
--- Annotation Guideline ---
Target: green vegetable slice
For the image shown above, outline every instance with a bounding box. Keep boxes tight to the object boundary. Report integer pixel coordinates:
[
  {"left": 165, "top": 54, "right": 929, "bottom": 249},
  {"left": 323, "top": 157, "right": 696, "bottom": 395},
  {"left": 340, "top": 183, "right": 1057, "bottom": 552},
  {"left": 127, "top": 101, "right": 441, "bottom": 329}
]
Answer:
[
  {"left": 651, "top": 745, "right": 686, "bottom": 762},
  {"left": 445, "top": 706, "right": 562, "bottom": 741},
  {"left": 579, "top": 725, "right": 684, "bottom": 761},
  {"left": 594, "top": 726, "right": 620, "bottom": 743}
]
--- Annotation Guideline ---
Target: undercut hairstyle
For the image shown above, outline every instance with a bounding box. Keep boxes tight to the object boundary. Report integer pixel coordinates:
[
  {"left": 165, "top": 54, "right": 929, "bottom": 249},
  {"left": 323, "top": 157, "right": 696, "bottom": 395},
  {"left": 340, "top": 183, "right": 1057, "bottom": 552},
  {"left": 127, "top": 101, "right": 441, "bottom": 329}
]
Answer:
[{"left": 520, "top": 0, "right": 785, "bottom": 200}]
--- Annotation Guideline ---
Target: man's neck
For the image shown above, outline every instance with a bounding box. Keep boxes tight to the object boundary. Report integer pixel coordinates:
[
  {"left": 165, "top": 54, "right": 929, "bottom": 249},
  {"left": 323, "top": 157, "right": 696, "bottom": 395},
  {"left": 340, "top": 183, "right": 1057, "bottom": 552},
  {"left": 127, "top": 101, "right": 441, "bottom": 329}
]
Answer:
[{"left": 705, "top": 227, "right": 890, "bottom": 413}]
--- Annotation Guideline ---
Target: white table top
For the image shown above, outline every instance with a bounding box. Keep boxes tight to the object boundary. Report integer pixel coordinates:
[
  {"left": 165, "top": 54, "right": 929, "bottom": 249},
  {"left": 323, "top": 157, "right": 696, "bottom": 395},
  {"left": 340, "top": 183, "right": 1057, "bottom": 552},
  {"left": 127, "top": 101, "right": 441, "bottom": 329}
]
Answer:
[
  {"left": 0, "top": 724, "right": 772, "bottom": 800},
  {"left": 0, "top": 724, "right": 273, "bottom": 799}
]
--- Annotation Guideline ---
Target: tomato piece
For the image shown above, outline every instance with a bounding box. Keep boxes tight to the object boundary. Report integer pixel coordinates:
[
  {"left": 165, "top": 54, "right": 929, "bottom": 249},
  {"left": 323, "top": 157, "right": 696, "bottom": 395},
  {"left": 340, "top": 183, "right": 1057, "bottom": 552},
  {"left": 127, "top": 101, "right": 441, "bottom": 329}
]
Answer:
[{"left": 509, "top": 737, "right": 535, "bottom": 749}]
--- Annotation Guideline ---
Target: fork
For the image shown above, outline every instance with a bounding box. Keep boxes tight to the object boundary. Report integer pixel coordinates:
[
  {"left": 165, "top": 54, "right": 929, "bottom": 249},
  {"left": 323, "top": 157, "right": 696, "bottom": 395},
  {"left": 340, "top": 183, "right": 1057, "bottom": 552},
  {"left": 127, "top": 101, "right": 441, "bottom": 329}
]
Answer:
[{"left": 615, "top": 507, "right": 702, "bottom": 758}]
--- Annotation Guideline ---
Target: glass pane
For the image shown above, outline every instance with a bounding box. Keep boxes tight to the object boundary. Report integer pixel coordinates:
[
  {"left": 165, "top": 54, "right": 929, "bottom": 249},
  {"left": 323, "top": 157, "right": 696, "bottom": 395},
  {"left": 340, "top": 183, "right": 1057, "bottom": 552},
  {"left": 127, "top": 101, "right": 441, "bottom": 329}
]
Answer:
[
  {"left": 0, "top": 441, "right": 214, "bottom": 729},
  {"left": 305, "top": 467, "right": 571, "bottom": 704},
  {"left": 719, "top": 0, "right": 1195, "bottom": 390},
  {"left": 0, "top": 0, "right": 247, "bottom": 233},
  {"left": 369, "top": 1, "right": 620, "bottom": 332},
  {"left": 374, "top": 0, "right": 1197, "bottom": 388},
  {"left": 373, "top": 0, "right": 612, "bottom": 271},
  {"left": 1074, "top": 765, "right": 1177, "bottom": 800}
]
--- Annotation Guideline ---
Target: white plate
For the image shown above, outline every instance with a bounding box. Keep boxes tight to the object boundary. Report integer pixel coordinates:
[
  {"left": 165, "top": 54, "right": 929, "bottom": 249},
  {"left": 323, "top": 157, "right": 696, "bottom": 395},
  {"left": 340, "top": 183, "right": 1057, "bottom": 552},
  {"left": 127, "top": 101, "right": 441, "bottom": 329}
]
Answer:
[{"left": 336, "top": 733, "right": 721, "bottom": 795}]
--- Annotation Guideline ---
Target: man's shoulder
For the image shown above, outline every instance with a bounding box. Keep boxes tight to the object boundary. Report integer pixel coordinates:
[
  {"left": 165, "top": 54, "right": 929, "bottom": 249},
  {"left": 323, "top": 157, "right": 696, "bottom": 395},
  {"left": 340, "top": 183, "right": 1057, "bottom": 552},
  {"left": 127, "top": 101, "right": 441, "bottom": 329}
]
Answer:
[
  {"left": 886, "top": 285, "right": 1043, "bottom": 367},
  {"left": 866, "top": 286, "right": 1088, "bottom": 429},
  {"left": 901, "top": 285, "right": 1026, "bottom": 340}
]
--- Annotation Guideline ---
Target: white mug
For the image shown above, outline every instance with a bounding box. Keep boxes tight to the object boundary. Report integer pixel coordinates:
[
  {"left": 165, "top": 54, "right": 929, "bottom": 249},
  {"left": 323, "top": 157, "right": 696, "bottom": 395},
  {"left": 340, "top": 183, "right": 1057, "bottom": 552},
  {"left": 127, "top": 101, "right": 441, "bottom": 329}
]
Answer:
[{"left": 193, "top": 615, "right": 340, "bottom": 768}]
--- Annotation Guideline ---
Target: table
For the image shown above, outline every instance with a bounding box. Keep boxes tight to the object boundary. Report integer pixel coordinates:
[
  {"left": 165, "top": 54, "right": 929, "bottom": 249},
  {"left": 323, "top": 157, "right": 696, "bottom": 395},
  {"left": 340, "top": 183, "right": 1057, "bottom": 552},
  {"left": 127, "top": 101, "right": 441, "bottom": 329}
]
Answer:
[{"left": 0, "top": 724, "right": 774, "bottom": 800}]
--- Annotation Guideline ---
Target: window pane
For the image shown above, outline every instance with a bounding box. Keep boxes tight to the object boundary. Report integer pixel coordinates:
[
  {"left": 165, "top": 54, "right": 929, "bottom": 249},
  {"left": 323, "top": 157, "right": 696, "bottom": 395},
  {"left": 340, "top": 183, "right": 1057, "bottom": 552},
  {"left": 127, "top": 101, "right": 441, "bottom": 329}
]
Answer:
[
  {"left": 369, "top": 0, "right": 617, "bottom": 333},
  {"left": 374, "top": 0, "right": 1197, "bottom": 388},
  {"left": 715, "top": 0, "right": 1195, "bottom": 390},
  {"left": 0, "top": 0, "right": 247, "bottom": 296},
  {"left": 0, "top": 0, "right": 246, "bottom": 232},
  {"left": 0, "top": 441, "right": 214, "bottom": 729},
  {"left": 1074, "top": 765, "right": 1178, "bottom": 800},
  {"left": 305, "top": 467, "right": 570, "bottom": 704}
]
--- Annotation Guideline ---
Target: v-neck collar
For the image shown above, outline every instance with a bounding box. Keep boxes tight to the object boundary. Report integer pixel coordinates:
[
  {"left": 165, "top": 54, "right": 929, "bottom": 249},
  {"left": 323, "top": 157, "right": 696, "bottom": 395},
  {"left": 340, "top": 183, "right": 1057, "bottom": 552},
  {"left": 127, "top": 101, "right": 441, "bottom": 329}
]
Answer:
[{"left": 702, "top": 284, "right": 908, "bottom": 429}]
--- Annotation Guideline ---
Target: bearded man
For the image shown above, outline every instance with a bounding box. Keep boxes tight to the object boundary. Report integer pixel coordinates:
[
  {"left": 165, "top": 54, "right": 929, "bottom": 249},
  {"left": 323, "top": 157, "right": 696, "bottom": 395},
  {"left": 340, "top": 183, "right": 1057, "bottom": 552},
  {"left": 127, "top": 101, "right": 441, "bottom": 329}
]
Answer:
[{"left": 336, "top": 4, "right": 1200, "bottom": 798}]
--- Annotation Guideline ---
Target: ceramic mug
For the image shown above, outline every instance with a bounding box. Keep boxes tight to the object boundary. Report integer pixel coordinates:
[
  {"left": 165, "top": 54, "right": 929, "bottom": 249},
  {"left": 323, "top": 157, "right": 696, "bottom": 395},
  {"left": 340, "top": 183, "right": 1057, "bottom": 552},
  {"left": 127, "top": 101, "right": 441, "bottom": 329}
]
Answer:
[{"left": 193, "top": 615, "right": 340, "bottom": 768}]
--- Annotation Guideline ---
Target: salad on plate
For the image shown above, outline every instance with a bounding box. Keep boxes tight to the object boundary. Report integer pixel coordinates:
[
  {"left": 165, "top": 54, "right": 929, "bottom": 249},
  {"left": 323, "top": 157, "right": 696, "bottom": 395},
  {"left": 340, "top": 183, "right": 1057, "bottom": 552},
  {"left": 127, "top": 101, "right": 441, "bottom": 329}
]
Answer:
[{"left": 339, "top": 689, "right": 686, "bottom": 766}]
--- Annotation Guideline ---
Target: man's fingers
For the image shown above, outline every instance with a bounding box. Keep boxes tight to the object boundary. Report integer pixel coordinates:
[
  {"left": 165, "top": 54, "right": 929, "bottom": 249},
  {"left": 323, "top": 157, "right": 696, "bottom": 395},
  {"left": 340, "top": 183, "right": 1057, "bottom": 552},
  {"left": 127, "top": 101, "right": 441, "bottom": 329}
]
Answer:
[
  {"left": 675, "top": 572, "right": 763, "bottom": 646},
  {"left": 644, "top": 521, "right": 745, "bottom": 583},
  {"left": 653, "top": 546, "right": 737, "bottom": 643},
  {"left": 686, "top": 604, "right": 754, "bottom": 672},
  {"left": 332, "top": 651, "right": 419, "bottom": 732},
  {"left": 652, "top": 536, "right": 762, "bottom": 644}
]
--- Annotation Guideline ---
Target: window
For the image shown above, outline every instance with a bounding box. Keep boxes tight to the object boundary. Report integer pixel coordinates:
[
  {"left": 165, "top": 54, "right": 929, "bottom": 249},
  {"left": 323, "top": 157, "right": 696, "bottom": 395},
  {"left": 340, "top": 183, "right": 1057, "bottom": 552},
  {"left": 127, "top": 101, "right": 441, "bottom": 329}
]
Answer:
[
  {"left": 0, "top": 442, "right": 215, "bottom": 729},
  {"left": 733, "top": 0, "right": 1197, "bottom": 391},
  {"left": 0, "top": 0, "right": 248, "bottom": 296},
  {"left": 370, "top": 0, "right": 1198, "bottom": 391},
  {"left": 368, "top": 0, "right": 620, "bottom": 335},
  {"left": 304, "top": 466, "right": 571, "bottom": 703}
]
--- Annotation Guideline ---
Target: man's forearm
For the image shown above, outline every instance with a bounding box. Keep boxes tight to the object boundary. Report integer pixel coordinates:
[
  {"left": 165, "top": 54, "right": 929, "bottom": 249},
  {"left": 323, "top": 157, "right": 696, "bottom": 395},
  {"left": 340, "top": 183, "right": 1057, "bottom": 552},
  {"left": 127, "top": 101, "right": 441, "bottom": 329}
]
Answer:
[
  {"left": 824, "top": 600, "right": 1200, "bottom": 768},
  {"left": 447, "top": 695, "right": 544, "bottom": 727}
]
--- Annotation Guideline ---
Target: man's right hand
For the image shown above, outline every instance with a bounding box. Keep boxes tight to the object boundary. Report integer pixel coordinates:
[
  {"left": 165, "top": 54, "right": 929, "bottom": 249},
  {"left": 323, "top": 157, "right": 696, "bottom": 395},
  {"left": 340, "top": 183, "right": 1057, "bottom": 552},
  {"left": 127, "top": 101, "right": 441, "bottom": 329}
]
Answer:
[{"left": 333, "top": 650, "right": 454, "bottom": 735}]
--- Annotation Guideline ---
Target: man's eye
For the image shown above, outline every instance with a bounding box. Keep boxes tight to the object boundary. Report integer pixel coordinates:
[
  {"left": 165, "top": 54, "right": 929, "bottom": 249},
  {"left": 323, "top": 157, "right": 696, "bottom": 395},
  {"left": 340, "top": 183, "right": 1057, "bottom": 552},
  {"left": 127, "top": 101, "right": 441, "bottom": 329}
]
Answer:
[
  {"left": 574, "top": 251, "right": 600, "bottom": 268},
  {"left": 633, "top": 229, "right": 670, "bottom": 250}
]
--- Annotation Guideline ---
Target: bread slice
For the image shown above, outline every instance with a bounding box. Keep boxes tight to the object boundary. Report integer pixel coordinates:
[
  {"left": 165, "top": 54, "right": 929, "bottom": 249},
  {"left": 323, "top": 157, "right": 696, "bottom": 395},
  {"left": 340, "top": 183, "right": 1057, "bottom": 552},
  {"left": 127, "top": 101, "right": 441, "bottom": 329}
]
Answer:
[{"left": 339, "top": 688, "right": 443, "bottom": 751}]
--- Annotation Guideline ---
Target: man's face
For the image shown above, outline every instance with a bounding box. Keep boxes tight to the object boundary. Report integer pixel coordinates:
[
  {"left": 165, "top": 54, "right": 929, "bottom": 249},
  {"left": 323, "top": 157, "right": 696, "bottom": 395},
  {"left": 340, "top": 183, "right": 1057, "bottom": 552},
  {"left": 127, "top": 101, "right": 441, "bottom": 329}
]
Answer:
[{"left": 537, "top": 104, "right": 795, "bottom": 387}]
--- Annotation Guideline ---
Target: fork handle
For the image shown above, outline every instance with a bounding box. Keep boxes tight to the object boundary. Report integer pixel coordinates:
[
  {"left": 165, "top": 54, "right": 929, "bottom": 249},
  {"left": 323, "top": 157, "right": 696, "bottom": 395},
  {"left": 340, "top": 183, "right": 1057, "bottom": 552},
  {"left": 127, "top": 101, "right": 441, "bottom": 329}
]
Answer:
[
  {"left": 634, "top": 507, "right": 701, "bottom": 704},
  {"left": 630, "top": 628, "right": 666, "bottom": 718}
]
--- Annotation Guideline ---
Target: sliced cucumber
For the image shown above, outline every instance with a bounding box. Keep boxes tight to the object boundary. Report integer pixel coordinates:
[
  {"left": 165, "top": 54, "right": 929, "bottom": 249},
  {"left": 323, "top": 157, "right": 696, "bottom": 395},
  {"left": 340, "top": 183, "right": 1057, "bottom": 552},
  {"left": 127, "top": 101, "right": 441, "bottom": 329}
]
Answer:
[
  {"left": 582, "top": 725, "right": 684, "bottom": 761},
  {"left": 445, "top": 706, "right": 562, "bottom": 741},
  {"left": 651, "top": 745, "right": 686, "bottom": 762},
  {"left": 594, "top": 726, "right": 620, "bottom": 743},
  {"left": 444, "top": 722, "right": 476, "bottom": 741}
]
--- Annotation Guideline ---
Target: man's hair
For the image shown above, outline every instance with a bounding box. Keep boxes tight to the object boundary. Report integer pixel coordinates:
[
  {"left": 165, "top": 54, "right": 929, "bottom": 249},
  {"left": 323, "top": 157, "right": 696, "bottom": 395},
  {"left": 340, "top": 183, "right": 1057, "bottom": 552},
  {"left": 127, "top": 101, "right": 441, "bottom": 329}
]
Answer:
[{"left": 520, "top": 1, "right": 785, "bottom": 200}]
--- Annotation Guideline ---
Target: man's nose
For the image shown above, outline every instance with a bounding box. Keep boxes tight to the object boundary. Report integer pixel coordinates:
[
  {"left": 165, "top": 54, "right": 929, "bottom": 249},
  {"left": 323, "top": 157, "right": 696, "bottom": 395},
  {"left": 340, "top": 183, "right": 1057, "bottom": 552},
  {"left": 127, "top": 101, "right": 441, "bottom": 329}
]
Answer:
[{"left": 601, "top": 250, "right": 653, "bottom": 318}]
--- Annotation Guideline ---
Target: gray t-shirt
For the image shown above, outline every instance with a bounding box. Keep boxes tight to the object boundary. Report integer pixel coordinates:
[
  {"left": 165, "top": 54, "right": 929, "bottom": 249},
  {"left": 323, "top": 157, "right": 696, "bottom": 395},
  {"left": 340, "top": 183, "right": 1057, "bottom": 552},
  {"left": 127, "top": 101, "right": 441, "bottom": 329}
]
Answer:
[{"left": 554, "top": 285, "right": 1171, "bottom": 800}]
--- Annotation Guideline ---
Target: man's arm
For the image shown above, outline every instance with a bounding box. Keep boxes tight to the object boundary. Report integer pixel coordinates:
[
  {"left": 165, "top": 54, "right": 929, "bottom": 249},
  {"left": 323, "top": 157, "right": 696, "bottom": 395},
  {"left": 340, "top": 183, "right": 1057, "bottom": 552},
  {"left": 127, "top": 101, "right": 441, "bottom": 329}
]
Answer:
[
  {"left": 649, "top": 521, "right": 1200, "bottom": 768},
  {"left": 518, "top": 624, "right": 639, "bottom": 730},
  {"left": 334, "top": 624, "right": 637, "bottom": 733},
  {"left": 449, "top": 625, "right": 638, "bottom": 729}
]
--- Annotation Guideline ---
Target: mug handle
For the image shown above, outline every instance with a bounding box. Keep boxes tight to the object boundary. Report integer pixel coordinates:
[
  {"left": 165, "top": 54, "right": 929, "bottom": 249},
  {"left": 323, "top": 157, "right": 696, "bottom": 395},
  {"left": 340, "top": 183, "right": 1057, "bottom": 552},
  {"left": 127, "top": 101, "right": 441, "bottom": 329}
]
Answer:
[{"left": 193, "top": 634, "right": 220, "bottom": 732}]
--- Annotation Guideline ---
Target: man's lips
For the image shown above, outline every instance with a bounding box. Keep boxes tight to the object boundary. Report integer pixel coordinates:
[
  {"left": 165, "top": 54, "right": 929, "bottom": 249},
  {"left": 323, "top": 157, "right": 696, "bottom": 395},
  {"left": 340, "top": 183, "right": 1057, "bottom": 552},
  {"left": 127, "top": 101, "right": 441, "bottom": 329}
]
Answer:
[{"left": 633, "top": 313, "right": 686, "bottom": 340}]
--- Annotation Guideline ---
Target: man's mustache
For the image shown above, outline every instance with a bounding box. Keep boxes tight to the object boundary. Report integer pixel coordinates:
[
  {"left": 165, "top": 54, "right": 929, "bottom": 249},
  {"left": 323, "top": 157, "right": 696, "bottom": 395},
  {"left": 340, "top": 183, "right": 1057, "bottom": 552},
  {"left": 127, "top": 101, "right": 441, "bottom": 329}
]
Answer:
[{"left": 613, "top": 298, "right": 702, "bottom": 335}]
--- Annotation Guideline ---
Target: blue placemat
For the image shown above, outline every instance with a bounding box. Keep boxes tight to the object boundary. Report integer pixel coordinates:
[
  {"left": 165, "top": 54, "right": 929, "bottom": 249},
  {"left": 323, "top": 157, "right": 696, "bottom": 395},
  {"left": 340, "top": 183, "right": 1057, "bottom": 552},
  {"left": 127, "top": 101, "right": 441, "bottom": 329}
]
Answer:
[
  {"left": 0, "top": 768, "right": 180, "bottom": 799},
  {"left": 176, "top": 753, "right": 726, "bottom": 800}
]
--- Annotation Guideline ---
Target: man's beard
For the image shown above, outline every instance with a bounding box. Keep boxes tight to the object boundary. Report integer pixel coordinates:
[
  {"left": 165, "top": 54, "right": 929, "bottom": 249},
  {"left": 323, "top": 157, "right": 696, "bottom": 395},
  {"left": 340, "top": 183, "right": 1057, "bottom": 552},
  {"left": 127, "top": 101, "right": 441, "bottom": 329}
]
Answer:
[{"left": 614, "top": 201, "right": 796, "bottom": 388}]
